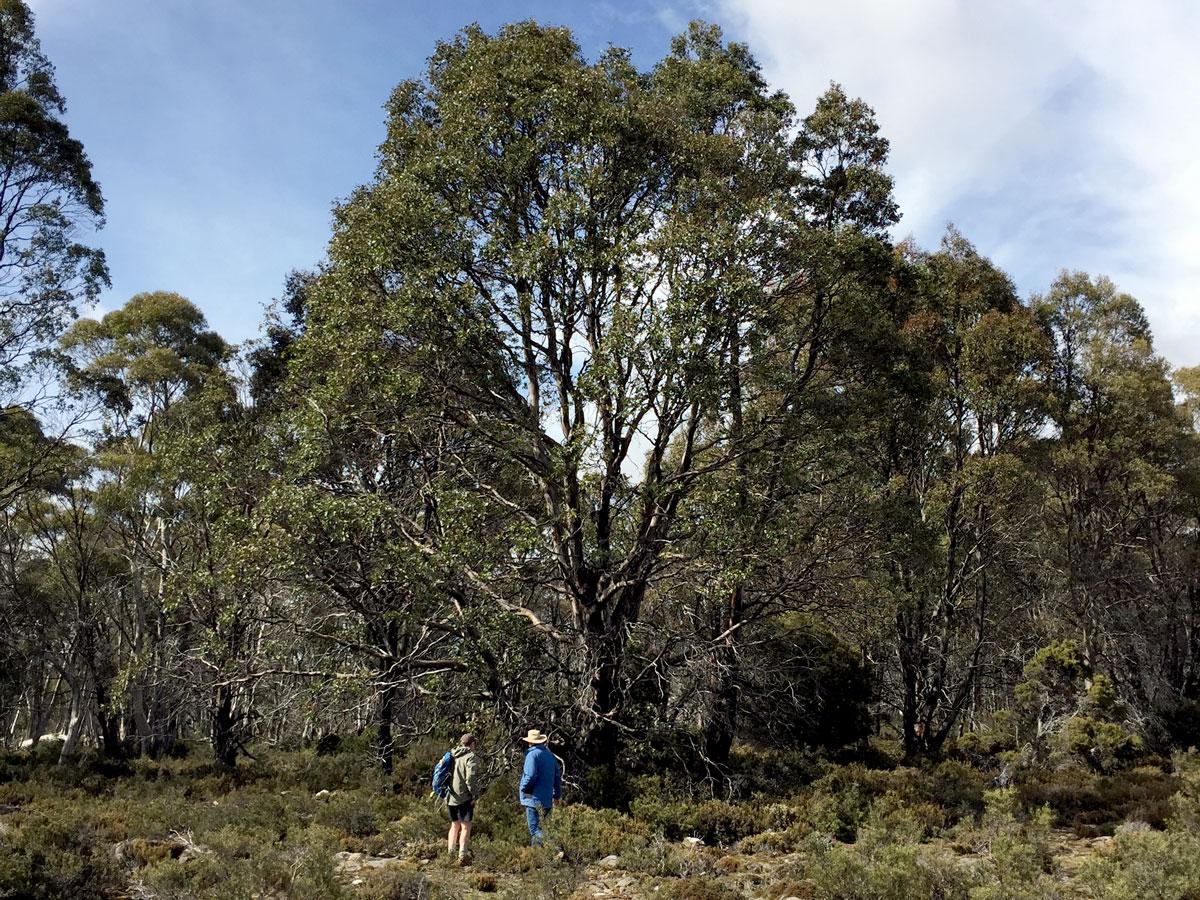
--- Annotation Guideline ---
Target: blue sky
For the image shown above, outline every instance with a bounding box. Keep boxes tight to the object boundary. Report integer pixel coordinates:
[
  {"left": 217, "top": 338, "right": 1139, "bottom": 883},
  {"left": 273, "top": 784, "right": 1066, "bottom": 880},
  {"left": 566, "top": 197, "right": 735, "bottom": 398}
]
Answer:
[{"left": 29, "top": 0, "right": 1199, "bottom": 365}]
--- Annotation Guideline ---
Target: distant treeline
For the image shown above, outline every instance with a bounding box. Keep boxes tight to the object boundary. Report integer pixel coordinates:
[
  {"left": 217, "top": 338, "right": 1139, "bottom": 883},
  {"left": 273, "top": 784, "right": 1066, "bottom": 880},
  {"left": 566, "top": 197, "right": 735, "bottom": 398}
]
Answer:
[{"left": 1, "top": 5, "right": 1198, "bottom": 789}]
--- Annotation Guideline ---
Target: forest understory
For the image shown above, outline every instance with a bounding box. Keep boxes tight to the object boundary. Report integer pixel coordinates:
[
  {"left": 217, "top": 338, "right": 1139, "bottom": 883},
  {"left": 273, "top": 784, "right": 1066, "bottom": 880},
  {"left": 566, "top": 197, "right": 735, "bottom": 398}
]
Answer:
[{"left": 3, "top": 736, "right": 1200, "bottom": 899}]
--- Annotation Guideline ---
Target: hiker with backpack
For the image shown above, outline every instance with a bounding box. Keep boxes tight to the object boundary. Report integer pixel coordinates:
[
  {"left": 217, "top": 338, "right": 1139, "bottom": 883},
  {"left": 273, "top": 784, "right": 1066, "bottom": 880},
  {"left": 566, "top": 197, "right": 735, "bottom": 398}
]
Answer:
[
  {"left": 518, "top": 728, "right": 562, "bottom": 846},
  {"left": 431, "top": 733, "right": 481, "bottom": 865}
]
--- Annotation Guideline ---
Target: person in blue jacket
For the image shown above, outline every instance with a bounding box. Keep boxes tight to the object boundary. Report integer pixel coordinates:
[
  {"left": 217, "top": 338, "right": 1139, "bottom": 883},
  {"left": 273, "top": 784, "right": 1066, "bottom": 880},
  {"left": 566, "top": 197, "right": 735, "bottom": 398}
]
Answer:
[{"left": 518, "top": 728, "right": 562, "bottom": 845}]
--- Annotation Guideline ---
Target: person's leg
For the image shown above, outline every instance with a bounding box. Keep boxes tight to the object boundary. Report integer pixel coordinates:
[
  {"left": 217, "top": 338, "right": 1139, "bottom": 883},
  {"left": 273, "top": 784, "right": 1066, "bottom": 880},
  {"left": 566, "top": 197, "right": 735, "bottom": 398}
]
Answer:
[
  {"left": 457, "top": 803, "right": 474, "bottom": 861},
  {"left": 447, "top": 815, "right": 460, "bottom": 854},
  {"left": 525, "top": 804, "right": 542, "bottom": 846}
]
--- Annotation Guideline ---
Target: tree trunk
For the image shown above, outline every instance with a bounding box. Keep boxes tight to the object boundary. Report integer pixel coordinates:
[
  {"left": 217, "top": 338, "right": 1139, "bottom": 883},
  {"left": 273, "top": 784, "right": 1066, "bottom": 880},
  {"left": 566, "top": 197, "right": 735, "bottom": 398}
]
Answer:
[
  {"left": 58, "top": 683, "right": 85, "bottom": 763},
  {"left": 703, "top": 316, "right": 747, "bottom": 774},
  {"left": 703, "top": 586, "right": 744, "bottom": 772},
  {"left": 376, "top": 671, "right": 398, "bottom": 775},
  {"left": 211, "top": 684, "right": 240, "bottom": 768},
  {"left": 27, "top": 670, "right": 59, "bottom": 748},
  {"left": 374, "top": 618, "right": 402, "bottom": 774},
  {"left": 580, "top": 611, "right": 625, "bottom": 776},
  {"left": 898, "top": 612, "right": 924, "bottom": 760}
]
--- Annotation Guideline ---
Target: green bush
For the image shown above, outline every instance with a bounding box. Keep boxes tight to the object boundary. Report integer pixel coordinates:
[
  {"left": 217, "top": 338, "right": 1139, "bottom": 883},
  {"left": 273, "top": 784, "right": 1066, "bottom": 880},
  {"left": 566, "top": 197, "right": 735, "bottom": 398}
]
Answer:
[
  {"left": 804, "top": 830, "right": 976, "bottom": 899},
  {"left": 139, "top": 823, "right": 351, "bottom": 900},
  {"left": 966, "top": 790, "right": 1057, "bottom": 900},
  {"left": 956, "top": 709, "right": 1019, "bottom": 761},
  {"left": 1170, "top": 750, "right": 1200, "bottom": 831},
  {"left": 1078, "top": 829, "right": 1200, "bottom": 899},
  {"left": 313, "top": 792, "right": 380, "bottom": 837},
  {"left": 630, "top": 796, "right": 790, "bottom": 845},
  {"left": 357, "top": 866, "right": 434, "bottom": 900},
  {"left": 1016, "top": 766, "right": 1176, "bottom": 834},
  {"left": 620, "top": 835, "right": 687, "bottom": 877},
  {"left": 727, "top": 744, "right": 824, "bottom": 797},
  {"left": 548, "top": 804, "right": 649, "bottom": 861},
  {"left": 0, "top": 812, "right": 126, "bottom": 899}
]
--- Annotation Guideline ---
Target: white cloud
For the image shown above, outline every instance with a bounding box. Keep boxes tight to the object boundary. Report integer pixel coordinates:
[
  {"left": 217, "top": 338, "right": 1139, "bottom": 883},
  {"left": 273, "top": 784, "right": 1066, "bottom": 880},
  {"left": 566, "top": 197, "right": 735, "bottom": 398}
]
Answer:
[{"left": 718, "top": 0, "right": 1200, "bottom": 365}]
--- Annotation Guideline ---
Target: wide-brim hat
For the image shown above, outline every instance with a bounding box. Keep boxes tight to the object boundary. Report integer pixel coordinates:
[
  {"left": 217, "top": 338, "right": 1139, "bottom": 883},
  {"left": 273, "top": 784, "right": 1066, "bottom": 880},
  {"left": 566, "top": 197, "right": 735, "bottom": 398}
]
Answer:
[{"left": 522, "top": 729, "right": 549, "bottom": 745}]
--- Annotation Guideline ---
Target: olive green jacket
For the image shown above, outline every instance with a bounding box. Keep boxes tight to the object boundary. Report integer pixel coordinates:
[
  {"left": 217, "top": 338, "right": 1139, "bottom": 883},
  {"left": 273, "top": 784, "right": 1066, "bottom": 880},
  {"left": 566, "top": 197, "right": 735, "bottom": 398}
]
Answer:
[{"left": 448, "top": 745, "right": 480, "bottom": 805}]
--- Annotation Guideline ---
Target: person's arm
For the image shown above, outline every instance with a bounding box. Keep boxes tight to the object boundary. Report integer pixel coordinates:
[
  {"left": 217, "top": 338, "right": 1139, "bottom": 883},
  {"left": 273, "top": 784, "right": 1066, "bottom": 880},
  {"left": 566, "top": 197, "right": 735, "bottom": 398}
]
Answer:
[
  {"left": 465, "top": 753, "right": 481, "bottom": 801},
  {"left": 553, "top": 754, "right": 563, "bottom": 804},
  {"left": 519, "top": 750, "right": 535, "bottom": 797}
]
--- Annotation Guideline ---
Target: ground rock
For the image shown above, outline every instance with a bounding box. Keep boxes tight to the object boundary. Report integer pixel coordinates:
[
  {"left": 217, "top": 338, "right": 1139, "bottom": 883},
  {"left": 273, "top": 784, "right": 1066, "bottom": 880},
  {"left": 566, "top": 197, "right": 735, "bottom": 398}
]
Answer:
[
  {"left": 334, "top": 851, "right": 404, "bottom": 877},
  {"left": 598, "top": 854, "right": 621, "bottom": 869}
]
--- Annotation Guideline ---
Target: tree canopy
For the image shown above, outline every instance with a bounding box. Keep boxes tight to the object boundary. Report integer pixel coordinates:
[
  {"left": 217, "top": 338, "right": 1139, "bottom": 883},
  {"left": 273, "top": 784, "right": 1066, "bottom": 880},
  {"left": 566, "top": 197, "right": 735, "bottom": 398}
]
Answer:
[{"left": 0, "top": 11, "right": 1197, "bottom": 805}]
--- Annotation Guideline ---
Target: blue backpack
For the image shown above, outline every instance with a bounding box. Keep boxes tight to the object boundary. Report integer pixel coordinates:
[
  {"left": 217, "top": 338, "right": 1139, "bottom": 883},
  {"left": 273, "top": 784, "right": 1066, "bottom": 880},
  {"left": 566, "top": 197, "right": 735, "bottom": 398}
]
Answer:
[{"left": 431, "top": 750, "right": 453, "bottom": 799}]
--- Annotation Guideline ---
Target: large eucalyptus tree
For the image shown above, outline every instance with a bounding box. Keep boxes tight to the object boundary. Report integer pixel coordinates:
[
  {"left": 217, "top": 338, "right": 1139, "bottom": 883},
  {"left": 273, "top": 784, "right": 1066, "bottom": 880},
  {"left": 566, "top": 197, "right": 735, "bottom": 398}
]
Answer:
[{"left": 284, "top": 20, "right": 840, "bottom": 768}]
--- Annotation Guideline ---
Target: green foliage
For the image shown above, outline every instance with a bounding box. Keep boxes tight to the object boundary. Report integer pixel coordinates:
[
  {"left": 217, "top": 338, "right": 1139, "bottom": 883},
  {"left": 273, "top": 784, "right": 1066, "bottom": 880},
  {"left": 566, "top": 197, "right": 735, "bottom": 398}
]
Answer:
[
  {"left": 313, "top": 792, "right": 380, "bottom": 838},
  {"left": 1014, "top": 646, "right": 1145, "bottom": 772},
  {"left": 1168, "top": 750, "right": 1200, "bottom": 831},
  {"left": 1015, "top": 766, "right": 1176, "bottom": 835},
  {"left": 0, "top": 812, "right": 125, "bottom": 899},
  {"left": 738, "top": 626, "right": 874, "bottom": 752},
  {"left": 803, "top": 829, "right": 976, "bottom": 900},
  {"left": 1063, "top": 715, "right": 1143, "bottom": 774},
  {"left": 965, "top": 789, "right": 1057, "bottom": 899},
  {"left": 798, "top": 761, "right": 986, "bottom": 842},
  {"left": 1079, "top": 830, "right": 1200, "bottom": 900},
  {"left": 1015, "top": 641, "right": 1087, "bottom": 721},
  {"left": 630, "top": 796, "right": 793, "bottom": 846},
  {"left": 0, "top": 0, "right": 108, "bottom": 399},
  {"left": 956, "top": 709, "right": 1019, "bottom": 760},
  {"left": 1070, "top": 753, "right": 1200, "bottom": 897},
  {"left": 546, "top": 804, "right": 649, "bottom": 861}
]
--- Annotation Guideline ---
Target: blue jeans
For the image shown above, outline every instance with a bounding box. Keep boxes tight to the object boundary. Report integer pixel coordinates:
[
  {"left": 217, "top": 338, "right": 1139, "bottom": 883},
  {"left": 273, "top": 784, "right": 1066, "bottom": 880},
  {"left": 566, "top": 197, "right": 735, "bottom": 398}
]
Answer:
[{"left": 525, "top": 803, "right": 550, "bottom": 845}]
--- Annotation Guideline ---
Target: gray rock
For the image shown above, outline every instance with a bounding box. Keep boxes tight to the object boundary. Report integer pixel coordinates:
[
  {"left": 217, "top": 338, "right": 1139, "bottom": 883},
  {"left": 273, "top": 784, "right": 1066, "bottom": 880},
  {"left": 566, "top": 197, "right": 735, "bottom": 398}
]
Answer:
[
  {"left": 334, "top": 851, "right": 404, "bottom": 876},
  {"left": 598, "top": 854, "right": 621, "bottom": 869}
]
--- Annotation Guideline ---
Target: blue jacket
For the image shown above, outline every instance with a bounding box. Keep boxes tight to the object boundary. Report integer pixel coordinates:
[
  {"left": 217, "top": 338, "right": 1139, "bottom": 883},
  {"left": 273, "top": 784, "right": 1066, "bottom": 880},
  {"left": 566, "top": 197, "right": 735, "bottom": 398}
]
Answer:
[{"left": 519, "top": 745, "right": 562, "bottom": 809}]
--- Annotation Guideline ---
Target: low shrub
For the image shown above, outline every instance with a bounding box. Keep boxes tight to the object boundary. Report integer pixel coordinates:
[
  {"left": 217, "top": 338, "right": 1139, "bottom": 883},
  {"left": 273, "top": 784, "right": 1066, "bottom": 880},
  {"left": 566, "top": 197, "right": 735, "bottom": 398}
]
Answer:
[
  {"left": 803, "top": 830, "right": 976, "bottom": 900},
  {"left": 1169, "top": 749, "right": 1200, "bottom": 830},
  {"left": 620, "top": 835, "right": 687, "bottom": 877},
  {"left": 1016, "top": 766, "right": 1176, "bottom": 833},
  {"left": 548, "top": 804, "right": 649, "bottom": 861},
  {"left": 666, "top": 876, "right": 744, "bottom": 900},
  {"left": 0, "top": 813, "right": 126, "bottom": 899},
  {"left": 630, "top": 796, "right": 790, "bottom": 845},
  {"left": 469, "top": 870, "right": 499, "bottom": 892},
  {"left": 137, "top": 823, "right": 349, "bottom": 900},
  {"left": 967, "top": 789, "right": 1057, "bottom": 900},
  {"left": 313, "top": 792, "right": 380, "bottom": 837},
  {"left": 1078, "top": 829, "right": 1200, "bottom": 899},
  {"left": 356, "top": 866, "right": 433, "bottom": 900},
  {"left": 737, "top": 819, "right": 812, "bottom": 854}
]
